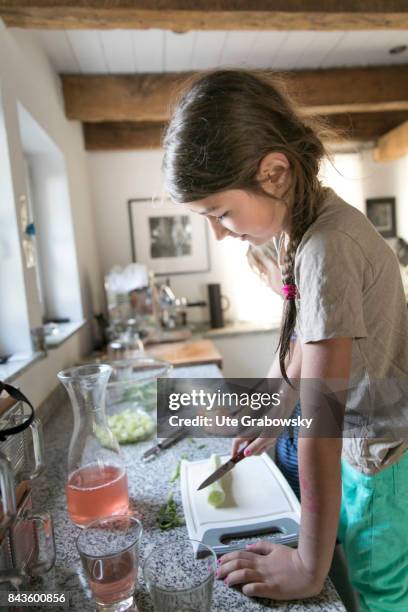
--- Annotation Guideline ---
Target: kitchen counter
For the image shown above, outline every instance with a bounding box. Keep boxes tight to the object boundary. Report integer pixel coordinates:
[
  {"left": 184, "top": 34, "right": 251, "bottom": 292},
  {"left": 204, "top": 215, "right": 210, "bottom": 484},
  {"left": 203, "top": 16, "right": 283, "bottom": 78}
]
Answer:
[{"left": 31, "top": 364, "right": 345, "bottom": 612}]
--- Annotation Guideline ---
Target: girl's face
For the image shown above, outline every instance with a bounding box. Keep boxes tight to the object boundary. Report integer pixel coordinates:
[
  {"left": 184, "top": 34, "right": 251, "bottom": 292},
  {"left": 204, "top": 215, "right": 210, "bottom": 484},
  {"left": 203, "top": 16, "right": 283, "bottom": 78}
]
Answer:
[
  {"left": 185, "top": 152, "right": 291, "bottom": 245},
  {"left": 187, "top": 189, "right": 288, "bottom": 246}
]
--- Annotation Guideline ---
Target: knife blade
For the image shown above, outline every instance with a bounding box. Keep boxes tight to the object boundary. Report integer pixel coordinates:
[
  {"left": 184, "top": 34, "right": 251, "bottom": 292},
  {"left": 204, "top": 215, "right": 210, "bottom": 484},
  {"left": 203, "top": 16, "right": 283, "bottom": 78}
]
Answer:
[
  {"left": 142, "top": 427, "right": 186, "bottom": 462},
  {"left": 197, "top": 447, "right": 247, "bottom": 490}
]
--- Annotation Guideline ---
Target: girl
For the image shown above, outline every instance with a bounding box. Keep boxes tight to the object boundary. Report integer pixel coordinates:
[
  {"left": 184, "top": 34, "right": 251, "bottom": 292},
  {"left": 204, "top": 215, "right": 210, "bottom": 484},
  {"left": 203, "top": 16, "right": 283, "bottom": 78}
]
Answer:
[{"left": 162, "top": 70, "right": 408, "bottom": 611}]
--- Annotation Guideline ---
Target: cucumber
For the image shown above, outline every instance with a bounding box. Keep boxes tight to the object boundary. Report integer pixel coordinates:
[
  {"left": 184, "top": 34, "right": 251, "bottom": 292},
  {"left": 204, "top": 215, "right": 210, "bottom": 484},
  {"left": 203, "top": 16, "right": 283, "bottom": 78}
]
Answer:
[
  {"left": 107, "top": 409, "right": 154, "bottom": 443},
  {"left": 207, "top": 454, "right": 226, "bottom": 508}
]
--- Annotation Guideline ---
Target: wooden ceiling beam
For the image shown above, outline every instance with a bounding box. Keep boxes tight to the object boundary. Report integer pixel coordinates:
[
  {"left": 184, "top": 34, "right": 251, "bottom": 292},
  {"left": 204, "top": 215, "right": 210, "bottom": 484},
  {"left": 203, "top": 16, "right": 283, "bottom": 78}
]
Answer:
[
  {"left": 325, "top": 111, "right": 408, "bottom": 142},
  {"left": 63, "top": 67, "right": 408, "bottom": 123},
  {"left": 373, "top": 120, "right": 408, "bottom": 162},
  {"left": 63, "top": 73, "right": 188, "bottom": 123},
  {"left": 1, "top": 1, "right": 408, "bottom": 30},
  {"left": 83, "top": 112, "right": 408, "bottom": 150},
  {"left": 83, "top": 122, "right": 165, "bottom": 150}
]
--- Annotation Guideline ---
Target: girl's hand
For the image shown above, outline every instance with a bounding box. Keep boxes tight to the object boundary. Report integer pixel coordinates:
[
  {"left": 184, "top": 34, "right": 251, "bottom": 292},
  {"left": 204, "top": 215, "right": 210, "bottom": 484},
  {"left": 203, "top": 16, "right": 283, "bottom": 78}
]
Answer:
[
  {"left": 231, "top": 436, "right": 275, "bottom": 457},
  {"left": 217, "top": 541, "right": 324, "bottom": 600}
]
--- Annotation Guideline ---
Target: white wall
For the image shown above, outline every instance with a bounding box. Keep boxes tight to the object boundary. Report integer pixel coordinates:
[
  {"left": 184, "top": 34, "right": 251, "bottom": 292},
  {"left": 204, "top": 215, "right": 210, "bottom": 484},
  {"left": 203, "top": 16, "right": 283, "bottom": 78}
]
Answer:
[
  {"left": 359, "top": 149, "right": 408, "bottom": 242},
  {"left": 0, "top": 23, "right": 103, "bottom": 407},
  {"left": 320, "top": 151, "right": 364, "bottom": 212},
  {"left": 321, "top": 148, "right": 408, "bottom": 241}
]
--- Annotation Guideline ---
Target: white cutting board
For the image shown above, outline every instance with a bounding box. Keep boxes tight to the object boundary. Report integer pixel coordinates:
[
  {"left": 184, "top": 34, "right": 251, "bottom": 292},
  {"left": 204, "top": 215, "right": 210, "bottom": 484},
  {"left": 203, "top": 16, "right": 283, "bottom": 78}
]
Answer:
[{"left": 180, "top": 454, "right": 300, "bottom": 555}]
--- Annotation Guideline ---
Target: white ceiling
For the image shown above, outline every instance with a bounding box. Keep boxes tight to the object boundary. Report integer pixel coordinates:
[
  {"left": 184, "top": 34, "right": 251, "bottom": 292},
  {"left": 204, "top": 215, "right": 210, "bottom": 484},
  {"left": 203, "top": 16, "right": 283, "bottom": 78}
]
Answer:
[{"left": 14, "top": 28, "right": 408, "bottom": 74}]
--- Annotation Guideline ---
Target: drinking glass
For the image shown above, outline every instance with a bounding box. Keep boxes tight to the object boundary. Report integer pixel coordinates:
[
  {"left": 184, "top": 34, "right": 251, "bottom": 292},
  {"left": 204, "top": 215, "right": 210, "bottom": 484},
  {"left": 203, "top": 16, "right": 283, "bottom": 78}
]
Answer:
[
  {"left": 143, "top": 539, "right": 216, "bottom": 612},
  {"left": 77, "top": 515, "right": 142, "bottom": 611}
]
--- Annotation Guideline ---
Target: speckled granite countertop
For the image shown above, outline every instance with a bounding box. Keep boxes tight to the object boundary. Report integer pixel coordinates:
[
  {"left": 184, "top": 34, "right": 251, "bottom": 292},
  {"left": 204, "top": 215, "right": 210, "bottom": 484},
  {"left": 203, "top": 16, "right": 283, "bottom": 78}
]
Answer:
[{"left": 31, "top": 365, "right": 345, "bottom": 612}]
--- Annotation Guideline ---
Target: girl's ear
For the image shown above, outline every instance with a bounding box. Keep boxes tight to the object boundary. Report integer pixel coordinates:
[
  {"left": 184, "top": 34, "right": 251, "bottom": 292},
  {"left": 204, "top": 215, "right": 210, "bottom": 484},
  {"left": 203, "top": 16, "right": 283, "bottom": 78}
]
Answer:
[{"left": 256, "top": 152, "right": 290, "bottom": 192}]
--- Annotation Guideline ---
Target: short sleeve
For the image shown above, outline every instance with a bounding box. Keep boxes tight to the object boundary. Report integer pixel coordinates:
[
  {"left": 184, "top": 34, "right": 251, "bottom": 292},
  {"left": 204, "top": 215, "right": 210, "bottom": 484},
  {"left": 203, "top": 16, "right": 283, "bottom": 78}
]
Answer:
[{"left": 294, "top": 230, "right": 368, "bottom": 343}]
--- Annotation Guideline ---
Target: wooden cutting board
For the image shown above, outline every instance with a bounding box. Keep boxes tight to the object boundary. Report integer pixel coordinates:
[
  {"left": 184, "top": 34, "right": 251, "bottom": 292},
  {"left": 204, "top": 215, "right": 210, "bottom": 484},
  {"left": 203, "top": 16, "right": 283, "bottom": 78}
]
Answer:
[{"left": 147, "top": 339, "right": 222, "bottom": 369}]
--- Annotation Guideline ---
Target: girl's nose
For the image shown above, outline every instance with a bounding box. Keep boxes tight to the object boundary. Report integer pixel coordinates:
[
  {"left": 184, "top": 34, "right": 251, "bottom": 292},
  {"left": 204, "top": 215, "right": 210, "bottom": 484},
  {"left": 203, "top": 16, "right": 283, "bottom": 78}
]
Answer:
[{"left": 207, "top": 216, "right": 230, "bottom": 241}]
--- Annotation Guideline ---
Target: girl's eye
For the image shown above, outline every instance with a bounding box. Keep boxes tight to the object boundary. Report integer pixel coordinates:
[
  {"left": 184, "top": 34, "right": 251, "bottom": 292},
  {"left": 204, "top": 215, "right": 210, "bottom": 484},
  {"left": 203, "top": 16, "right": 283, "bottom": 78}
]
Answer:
[{"left": 217, "top": 212, "right": 229, "bottom": 221}]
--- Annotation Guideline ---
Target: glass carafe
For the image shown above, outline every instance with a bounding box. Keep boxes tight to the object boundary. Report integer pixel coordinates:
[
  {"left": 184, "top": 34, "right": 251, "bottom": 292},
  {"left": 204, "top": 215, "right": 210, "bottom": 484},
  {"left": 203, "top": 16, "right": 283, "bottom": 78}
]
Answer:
[{"left": 57, "top": 364, "right": 129, "bottom": 527}]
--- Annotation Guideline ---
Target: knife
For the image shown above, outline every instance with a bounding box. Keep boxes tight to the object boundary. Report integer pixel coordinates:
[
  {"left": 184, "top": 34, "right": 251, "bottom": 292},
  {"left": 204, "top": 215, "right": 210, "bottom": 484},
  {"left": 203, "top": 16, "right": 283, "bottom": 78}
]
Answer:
[
  {"left": 197, "top": 447, "right": 247, "bottom": 491},
  {"left": 142, "top": 428, "right": 186, "bottom": 462}
]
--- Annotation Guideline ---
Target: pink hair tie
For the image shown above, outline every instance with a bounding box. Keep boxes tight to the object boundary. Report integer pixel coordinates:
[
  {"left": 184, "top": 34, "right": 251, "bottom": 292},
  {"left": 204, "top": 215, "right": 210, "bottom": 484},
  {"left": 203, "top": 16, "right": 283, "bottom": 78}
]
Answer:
[{"left": 282, "top": 283, "right": 298, "bottom": 300}]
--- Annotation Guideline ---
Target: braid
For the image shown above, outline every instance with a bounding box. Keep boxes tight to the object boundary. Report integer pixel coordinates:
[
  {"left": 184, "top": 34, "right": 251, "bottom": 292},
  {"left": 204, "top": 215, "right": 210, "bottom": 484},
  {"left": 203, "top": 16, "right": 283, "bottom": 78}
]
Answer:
[{"left": 278, "top": 173, "right": 326, "bottom": 384}]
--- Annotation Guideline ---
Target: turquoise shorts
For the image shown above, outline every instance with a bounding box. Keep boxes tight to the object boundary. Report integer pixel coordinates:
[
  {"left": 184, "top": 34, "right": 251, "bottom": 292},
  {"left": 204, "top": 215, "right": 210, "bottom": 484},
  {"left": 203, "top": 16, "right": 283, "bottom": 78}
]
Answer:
[{"left": 338, "top": 451, "right": 408, "bottom": 611}]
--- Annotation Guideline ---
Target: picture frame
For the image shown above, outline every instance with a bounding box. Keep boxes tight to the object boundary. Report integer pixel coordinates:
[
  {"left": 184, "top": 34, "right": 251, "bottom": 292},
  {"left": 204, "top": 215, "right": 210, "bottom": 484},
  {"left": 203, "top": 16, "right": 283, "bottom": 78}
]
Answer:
[
  {"left": 366, "top": 197, "right": 397, "bottom": 239},
  {"left": 128, "top": 198, "right": 210, "bottom": 276}
]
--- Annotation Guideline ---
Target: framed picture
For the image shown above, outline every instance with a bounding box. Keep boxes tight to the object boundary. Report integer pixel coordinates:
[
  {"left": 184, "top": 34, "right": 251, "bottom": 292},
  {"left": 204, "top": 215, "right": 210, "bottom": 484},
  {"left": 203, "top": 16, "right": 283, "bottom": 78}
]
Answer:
[
  {"left": 128, "top": 198, "right": 210, "bottom": 275},
  {"left": 366, "top": 197, "right": 397, "bottom": 238}
]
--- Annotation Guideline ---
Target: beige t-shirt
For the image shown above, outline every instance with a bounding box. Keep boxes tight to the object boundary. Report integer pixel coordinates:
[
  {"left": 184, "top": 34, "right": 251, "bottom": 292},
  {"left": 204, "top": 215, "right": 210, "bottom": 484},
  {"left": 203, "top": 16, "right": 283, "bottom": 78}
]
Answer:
[{"left": 277, "top": 188, "right": 408, "bottom": 474}]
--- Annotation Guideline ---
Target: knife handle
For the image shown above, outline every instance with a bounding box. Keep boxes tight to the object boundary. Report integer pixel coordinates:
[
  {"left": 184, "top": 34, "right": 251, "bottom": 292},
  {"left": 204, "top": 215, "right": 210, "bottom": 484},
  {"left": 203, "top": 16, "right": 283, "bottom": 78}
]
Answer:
[{"left": 231, "top": 447, "right": 247, "bottom": 465}]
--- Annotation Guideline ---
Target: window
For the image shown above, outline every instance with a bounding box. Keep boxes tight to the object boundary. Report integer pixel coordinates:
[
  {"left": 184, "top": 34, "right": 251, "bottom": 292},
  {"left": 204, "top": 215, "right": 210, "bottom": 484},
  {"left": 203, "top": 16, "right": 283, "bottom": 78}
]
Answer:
[{"left": 17, "top": 104, "right": 83, "bottom": 327}]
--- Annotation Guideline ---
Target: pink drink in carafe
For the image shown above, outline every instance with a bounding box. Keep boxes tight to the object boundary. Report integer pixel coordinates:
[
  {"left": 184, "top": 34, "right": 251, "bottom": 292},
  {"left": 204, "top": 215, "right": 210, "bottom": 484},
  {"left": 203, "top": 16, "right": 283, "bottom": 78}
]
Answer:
[
  {"left": 58, "top": 364, "right": 130, "bottom": 528},
  {"left": 66, "top": 464, "right": 129, "bottom": 527}
]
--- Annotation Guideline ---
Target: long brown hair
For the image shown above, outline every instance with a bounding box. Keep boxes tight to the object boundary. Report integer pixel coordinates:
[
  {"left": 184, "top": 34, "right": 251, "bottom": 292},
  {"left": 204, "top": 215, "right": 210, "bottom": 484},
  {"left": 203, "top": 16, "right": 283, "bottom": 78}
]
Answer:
[{"left": 163, "top": 69, "right": 328, "bottom": 383}]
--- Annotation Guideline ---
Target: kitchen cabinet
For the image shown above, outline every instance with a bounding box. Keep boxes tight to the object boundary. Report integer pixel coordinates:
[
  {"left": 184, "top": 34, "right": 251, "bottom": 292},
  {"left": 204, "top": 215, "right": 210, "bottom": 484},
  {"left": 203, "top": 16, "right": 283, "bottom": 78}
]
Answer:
[{"left": 203, "top": 323, "right": 280, "bottom": 378}]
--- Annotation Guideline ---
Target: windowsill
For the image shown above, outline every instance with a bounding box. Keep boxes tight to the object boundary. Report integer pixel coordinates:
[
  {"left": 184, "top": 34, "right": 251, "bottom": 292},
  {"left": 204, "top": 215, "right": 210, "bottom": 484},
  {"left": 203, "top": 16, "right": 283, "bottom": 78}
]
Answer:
[
  {"left": 0, "top": 320, "right": 87, "bottom": 382},
  {"left": 45, "top": 320, "right": 87, "bottom": 348},
  {"left": 0, "top": 351, "right": 45, "bottom": 383}
]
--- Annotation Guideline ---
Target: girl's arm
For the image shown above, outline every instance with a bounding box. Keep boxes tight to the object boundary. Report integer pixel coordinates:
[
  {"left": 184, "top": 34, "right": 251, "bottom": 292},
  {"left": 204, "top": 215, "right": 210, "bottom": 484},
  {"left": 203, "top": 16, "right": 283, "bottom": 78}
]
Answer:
[
  {"left": 297, "top": 336, "right": 352, "bottom": 583},
  {"left": 267, "top": 335, "right": 301, "bottom": 378},
  {"left": 219, "top": 336, "right": 352, "bottom": 599}
]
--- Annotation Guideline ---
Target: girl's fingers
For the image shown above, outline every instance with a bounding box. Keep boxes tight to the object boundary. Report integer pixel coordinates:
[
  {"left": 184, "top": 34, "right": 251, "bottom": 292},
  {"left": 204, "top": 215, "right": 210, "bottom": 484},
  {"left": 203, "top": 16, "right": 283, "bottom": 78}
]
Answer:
[
  {"left": 217, "top": 554, "right": 256, "bottom": 580},
  {"left": 231, "top": 437, "right": 250, "bottom": 456},
  {"left": 243, "top": 437, "right": 270, "bottom": 456},
  {"left": 218, "top": 560, "right": 253, "bottom": 581},
  {"left": 219, "top": 550, "right": 255, "bottom": 565},
  {"left": 242, "top": 582, "right": 274, "bottom": 598},
  {"left": 224, "top": 569, "right": 263, "bottom": 588},
  {"left": 217, "top": 557, "right": 257, "bottom": 580},
  {"left": 245, "top": 540, "right": 275, "bottom": 555},
  {"left": 231, "top": 438, "right": 242, "bottom": 456}
]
